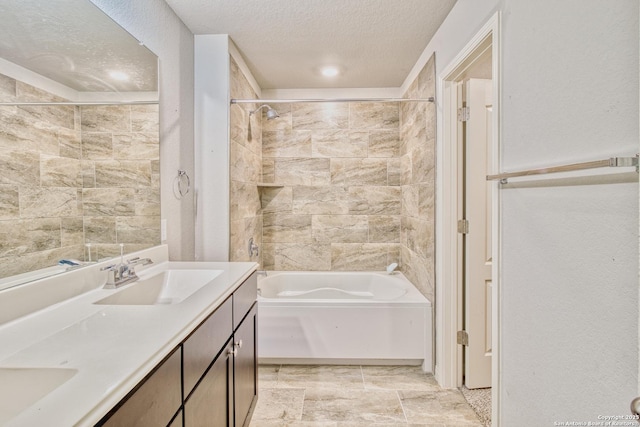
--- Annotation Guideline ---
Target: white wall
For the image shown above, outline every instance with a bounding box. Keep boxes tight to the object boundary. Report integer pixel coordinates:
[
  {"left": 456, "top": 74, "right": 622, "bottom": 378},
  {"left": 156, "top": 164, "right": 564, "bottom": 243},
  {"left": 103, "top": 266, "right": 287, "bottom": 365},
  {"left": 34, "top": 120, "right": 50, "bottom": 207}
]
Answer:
[
  {"left": 194, "top": 35, "right": 231, "bottom": 261},
  {"left": 90, "top": 0, "right": 195, "bottom": 261},
  {"left": 408, "top": 0, "right": 638, "bottom": 424}
]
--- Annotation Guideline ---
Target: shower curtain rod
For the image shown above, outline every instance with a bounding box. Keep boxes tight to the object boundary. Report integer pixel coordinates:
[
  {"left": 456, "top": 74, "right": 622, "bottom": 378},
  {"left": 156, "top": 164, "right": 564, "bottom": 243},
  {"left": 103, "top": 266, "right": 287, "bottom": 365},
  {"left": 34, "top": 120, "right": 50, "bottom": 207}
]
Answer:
[
  {"left": 230, "top": 97, "right": 435, "bottom": 104},
  {"left": 0, "top": 100, "right": 159, "bottom": 106},
  {"left": 486, "top": 155, "right": 639, "bottom": 184}
]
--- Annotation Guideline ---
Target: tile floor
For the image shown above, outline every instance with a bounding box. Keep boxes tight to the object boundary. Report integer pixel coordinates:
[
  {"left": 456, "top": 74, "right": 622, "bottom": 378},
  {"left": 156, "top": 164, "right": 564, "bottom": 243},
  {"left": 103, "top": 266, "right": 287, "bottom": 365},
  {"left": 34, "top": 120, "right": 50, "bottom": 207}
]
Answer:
[{"left": 249, "top": 365, "right": 483, "bottom": 427}]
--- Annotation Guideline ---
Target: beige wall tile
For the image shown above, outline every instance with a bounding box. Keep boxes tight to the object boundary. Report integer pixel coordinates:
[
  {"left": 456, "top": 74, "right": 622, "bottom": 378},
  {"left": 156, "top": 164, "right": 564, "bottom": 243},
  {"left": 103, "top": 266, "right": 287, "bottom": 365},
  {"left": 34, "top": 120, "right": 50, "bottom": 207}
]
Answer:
[
  {"left": 81, "top": 161, "right": 96, "bottom": 188},
  {"left": 292, "top": 103, "right": 349, "bottom": 130},
  {"left": 134, "top": 188, "right": 161, "bottom": 216},
  {"left": 0, "top": 186, "right": 19, "bottom": 219},
  {"left": 368, "top": 215, "right": 401, "bottom": 243},
  {"left": 330, "top": 159, "right": 388, "bottom": 185},
  {"left": 312, "top": 215, "right": 368, "bottom": 243},
  {"left": 369, "top": 131, "right": 400, "bottom": 158},
  {"left": 292, "top": 185, "right": 349, "bottom": 215},
  {"left": 331, "top": 243, "right": 392, "bottom": 271},
  {"left": 348, "top": 186, "right": 401, "bottom": 215},
  {"left": 312, "top": 130, "right": 368, "bottom": 158},
  {"left": 231, "top": 141, "right": 262, "bottom": 183},
  {"left": 82, "top": 133, "right": 113, "bottom": 160},
  {"left": 274, "top": 158, "right": 330, "bottom": 185},
  {"left": 81, "top": 105, "right": 131, "bottom": 132},
  {"left": 21, "top": 188, "right": 79, "bottom": 218},
  {"left": 0, "top": 75, "right": 159, "bottom": 278},
  {"left": 116, "top": 216, "right": 161, "bottom": 245},
  {"left": 402, "top": 185, "right": 420, "bottom": 218},
  {"left": 411, "top": 142, "right": 435, "bottom": 184},
  {"left": 261, "top": 186, "right": 293, "bottom": 214},
  {"left": 0, "top": 74, "right": 16, "bottom": 101},
  {"left": 58, "top": 128, "right": 82, "bottom": 159},
  {"left": 349, "top": 102, "right": 399, "bottom": 130},
  {"left": 113, "top": 133, "right": 159, "bottom": 160},
  {"left": 82, "top": 188, "right": 135, "bottom": 216},
  {"left": 131, "top": 105, "right": 159, "bottom": 132},
  {"left": 263, "top": 243, "right": 331, "bottom": 271},
  {"left": 263, "top": 213, "right": 312, "bottom": 243},
  {"left": 0, "top": 109, "right": 59, "bottom": 155},
  {"left": 40, "top": 155, "right": 82, "bottom": 187},
  {"left": 0, "top": 151, "right": 40, "bottom": 186},
  {"left": 262, "top": 158, "right": 275, "bottom": 183},
  {"left": 84, "top": 217, "right": 116, "bottom": 244},
  {"left": 263, "top": 130, "right": 312, "bottom": 158},
  {"left": 387, "top": 158, "right": 402, "bottom": 186},
  {"left": 0, "top": 218, "right": 61, "bottom": 257},
  {"left": 230, "top": 180, "right": 261, "bottom": 221},
  {"left": 94, "top": 160, "right": 152, "bottom": 188},
  {"left": 61, "top": 217, "right": 84, "bottom": 247}
]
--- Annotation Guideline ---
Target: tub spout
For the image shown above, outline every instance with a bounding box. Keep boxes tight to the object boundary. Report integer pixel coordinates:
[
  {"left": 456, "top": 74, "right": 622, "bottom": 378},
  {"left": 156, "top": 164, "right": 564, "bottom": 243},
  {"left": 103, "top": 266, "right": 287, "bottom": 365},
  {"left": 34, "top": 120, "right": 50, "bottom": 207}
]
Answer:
[{"left": 386, "top": 263, "right": 398, "bottom": 274}]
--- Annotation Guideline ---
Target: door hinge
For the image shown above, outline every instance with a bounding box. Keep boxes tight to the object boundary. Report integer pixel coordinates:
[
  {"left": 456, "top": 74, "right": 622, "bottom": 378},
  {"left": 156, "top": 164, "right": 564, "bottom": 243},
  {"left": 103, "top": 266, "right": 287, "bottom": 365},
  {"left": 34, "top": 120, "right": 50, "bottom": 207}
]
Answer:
[
  {"left": 457, "top": 219, "right": 469, "bottom": 234},
  {"left": 457, "top": 106, "right": 470, "bottom": 122},
  {"left": 457, "top": 330, "right": 469, "bottom": 346}
]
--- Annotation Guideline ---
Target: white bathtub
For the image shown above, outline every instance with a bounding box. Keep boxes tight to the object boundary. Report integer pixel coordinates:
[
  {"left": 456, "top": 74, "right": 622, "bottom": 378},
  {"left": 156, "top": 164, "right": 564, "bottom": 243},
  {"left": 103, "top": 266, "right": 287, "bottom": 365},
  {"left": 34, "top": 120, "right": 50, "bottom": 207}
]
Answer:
[{"left": 257, "top": 271, "right": 432, "bottom": 371}]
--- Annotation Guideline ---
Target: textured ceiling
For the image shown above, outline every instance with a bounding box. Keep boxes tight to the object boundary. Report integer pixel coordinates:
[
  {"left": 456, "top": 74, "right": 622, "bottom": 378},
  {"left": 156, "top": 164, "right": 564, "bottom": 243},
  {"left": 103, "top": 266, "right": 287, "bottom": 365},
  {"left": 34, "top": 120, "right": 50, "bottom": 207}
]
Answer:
[
  {"left": 165, "top": 0, "right": 457, "bottom": 89},
  {"left": 0, "top": 0, "right": 158, "bottom": 92}
]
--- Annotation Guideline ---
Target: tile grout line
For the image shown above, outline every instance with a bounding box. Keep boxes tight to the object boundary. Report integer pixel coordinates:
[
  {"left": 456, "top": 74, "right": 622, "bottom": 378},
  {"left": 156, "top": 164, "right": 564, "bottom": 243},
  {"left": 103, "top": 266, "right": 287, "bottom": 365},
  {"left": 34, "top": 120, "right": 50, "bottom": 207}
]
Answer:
[{"left": 396, "top": 389, "right": 410, "bottom": 424}]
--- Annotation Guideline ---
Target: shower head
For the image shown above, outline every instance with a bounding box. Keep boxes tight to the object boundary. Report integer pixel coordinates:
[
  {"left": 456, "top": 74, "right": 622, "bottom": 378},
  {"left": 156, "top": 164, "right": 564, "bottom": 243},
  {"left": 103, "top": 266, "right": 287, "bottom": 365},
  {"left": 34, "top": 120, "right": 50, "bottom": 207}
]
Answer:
[{"left": 249, "top": 104, "right": 279, "bottom": 120}]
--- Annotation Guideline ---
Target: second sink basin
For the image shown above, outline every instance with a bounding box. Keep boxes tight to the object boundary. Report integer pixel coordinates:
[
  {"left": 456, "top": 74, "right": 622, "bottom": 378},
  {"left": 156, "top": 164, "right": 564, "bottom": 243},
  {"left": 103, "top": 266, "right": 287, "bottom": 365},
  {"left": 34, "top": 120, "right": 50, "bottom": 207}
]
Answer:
[
  {"left": 0, "top": 367, "right": 77, "bottom": 424},
  {"left": 94, "top": 269, "right": 223, "bottom": 305}
]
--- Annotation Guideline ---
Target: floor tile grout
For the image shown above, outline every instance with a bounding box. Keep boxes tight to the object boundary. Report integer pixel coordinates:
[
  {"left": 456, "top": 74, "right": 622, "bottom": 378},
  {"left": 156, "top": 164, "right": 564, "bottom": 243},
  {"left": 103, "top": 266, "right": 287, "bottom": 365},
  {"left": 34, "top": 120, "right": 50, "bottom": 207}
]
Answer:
[{"left": 253, "top": 364, "right": 483, "bottom": 426}]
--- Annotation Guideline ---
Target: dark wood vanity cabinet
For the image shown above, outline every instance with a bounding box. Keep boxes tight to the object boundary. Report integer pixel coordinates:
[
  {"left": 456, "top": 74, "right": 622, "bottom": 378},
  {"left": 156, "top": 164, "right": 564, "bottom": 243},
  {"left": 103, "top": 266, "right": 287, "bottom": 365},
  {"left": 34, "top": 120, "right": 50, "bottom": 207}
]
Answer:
[
  {"left": 98, "top": 348, "right": 182, "bottom": 427},
  {"left": 233, "top": 304, "right": 257, "bottom": 427},
  {"left": 97, "top": 272, "right": 258, "bottom": 427}
]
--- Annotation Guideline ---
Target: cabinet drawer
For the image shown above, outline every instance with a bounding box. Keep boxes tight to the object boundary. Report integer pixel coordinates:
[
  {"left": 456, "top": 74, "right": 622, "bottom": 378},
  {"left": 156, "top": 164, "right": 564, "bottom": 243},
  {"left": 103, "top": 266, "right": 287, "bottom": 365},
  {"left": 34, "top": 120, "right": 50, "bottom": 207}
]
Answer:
[
  {"left": 233, "top": 272, "right": 257, "bottom": 330},
  {"left": 99, "top": 348, "right": 181, "bottom": 427},
  {"left": 183, "top": 296, "right": 233, "bottom": 397}
]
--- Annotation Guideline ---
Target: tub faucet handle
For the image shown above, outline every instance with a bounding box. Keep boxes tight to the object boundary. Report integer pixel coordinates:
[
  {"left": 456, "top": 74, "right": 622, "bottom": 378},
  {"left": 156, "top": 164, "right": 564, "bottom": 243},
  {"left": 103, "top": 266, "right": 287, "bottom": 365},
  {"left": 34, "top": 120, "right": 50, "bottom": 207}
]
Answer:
[
  {"left": 248, "top": 237, "right": 259, "bottom": 257},
  {"left": 386, "top": 262, "right": 398, "bottom": 274}
]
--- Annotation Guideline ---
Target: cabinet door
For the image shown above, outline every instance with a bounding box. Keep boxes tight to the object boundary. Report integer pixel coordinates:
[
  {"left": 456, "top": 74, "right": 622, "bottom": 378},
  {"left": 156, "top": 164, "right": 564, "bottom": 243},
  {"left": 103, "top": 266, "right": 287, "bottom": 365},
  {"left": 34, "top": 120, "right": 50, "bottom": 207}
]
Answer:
[
  {"left": 233, "top": 272, "right": 257, "bottom": 330},
  {"left": 234, "top": 304, "right": 257, "bottom": 427},
  {"left": 183, "top": 296, "right": 233, "bottom": 398},
  {"left": 99, "top": 348, "right": 181, "bottom": 427},
  {"left": 184, "top": 339, "right": 234, "bottom": 427}
]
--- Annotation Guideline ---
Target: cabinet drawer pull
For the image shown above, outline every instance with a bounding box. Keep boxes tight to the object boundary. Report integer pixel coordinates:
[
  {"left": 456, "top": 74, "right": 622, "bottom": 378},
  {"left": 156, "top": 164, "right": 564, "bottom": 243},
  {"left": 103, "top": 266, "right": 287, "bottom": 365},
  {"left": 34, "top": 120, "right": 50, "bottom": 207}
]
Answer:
[
  {"left": 235, "top": 340, "right": 243, "bottom": 348},
  {"left": 227, "top": 348, "right": 238, "bottom": 357}
]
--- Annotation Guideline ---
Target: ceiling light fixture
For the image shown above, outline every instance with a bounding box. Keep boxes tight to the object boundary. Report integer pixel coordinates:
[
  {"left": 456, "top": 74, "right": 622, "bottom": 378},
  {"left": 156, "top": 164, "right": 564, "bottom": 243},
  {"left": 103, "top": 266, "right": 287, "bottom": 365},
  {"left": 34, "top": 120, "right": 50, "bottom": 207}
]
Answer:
[
  {"left": 321, "top": 66, "right": 340, "bottom": 78},
  {"left": 109, "top": 71, "right": 130, "bottom": 81}
]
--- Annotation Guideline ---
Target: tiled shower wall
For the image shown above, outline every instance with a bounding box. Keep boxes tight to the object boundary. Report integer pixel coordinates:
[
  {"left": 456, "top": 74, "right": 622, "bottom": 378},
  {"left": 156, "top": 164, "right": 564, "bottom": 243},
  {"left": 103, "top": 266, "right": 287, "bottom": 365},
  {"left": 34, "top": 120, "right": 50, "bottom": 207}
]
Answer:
[
  {"left": 260, "top": 102, "right": 402, "bottom": 270},
  {"left": 226, "top": 54, "right": 436, "bottom": 302},
  {"left": 0, "top": 73, "right": 159, "bottom": 278},
  {"left": 400, "top": 55, "right": 436, "bottom": 301},
  {"left": 229, "top": 57, "right": 263, "bottom": 265}
]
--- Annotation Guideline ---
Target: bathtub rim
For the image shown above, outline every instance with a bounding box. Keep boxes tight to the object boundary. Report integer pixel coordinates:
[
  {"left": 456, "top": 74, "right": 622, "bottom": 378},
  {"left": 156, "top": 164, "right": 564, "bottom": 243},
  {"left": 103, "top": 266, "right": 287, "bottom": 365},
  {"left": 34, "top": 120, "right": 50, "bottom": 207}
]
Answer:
[{"left": 257, "top": 270, "right": 431, "bottom": 306}]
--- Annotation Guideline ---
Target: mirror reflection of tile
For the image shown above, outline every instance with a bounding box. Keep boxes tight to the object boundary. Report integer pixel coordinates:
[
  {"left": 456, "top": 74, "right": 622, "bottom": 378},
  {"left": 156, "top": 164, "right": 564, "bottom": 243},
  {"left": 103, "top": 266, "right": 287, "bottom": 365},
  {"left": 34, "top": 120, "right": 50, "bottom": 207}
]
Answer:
[{"left": 0, "top": 75, "right": 160, "bottom": 278}]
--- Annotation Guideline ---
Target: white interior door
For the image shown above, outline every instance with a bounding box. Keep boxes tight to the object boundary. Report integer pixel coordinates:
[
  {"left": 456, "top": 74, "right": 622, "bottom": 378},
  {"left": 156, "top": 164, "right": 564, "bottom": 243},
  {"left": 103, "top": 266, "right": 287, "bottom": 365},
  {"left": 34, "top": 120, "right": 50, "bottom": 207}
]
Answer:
[{"left": 464, "top": 78, "right": 493, "bottom": 389}]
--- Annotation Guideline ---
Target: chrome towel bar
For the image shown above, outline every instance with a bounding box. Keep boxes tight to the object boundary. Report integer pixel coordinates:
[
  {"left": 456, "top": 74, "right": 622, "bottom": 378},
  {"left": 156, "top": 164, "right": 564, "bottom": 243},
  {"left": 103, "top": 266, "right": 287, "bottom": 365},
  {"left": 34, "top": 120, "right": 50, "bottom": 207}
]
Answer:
[{"left": 487, "top": 155, "right": 639, "bottom": 184}]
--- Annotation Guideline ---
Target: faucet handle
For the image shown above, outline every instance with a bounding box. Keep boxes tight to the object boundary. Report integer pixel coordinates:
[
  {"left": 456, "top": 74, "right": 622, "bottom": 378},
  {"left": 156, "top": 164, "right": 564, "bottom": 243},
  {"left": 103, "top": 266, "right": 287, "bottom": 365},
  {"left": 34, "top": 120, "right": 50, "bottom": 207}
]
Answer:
[{"left": 100, "top": 264, "right": 117, "bottom": 272}]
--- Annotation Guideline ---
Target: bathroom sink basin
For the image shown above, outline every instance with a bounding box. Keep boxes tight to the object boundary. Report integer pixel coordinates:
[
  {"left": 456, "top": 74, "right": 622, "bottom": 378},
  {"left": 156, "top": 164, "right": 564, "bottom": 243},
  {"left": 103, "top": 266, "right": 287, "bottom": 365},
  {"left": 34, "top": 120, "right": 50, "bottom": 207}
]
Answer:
[
  {"left": 94, "top": 269, "right": 223, "bottom": 305},
  {"left": 0, "top": 367, "right": 77, "bottom": 423}
]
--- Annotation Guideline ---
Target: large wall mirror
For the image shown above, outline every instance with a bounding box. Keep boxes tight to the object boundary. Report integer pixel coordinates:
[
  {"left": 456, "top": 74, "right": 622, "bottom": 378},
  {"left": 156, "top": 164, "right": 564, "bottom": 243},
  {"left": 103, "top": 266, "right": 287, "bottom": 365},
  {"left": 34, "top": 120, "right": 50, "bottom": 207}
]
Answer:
[{"left": 0, "top": 0, "right": 160, "bottom": 290}]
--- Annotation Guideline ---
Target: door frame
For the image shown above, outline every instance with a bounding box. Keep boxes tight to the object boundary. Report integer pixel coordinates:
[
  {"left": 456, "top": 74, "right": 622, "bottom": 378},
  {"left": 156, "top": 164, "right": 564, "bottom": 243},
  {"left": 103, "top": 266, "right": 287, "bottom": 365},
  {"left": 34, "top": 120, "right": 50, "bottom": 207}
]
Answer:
[{"left": 435, "top": 11, "right": 501, "bottom": 425}]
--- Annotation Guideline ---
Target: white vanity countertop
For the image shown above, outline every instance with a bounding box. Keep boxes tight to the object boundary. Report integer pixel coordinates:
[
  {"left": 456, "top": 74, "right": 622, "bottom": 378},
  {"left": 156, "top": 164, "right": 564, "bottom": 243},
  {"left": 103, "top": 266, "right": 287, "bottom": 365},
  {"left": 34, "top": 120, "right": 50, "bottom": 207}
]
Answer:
[{"left": 0, "top": 255, "right": 258, "bottom": 426}]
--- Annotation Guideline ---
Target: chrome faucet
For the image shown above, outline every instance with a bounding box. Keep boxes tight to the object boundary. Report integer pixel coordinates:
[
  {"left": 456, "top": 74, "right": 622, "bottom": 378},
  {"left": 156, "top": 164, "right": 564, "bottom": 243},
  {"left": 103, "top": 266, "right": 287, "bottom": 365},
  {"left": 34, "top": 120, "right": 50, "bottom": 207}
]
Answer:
[
  {"left": 101, "top": 257, "right": 153, "bottom": 289},
  {"left": 248, "top": 237, "right": 259, "bottom": 258},
  {"left": 101, "top": 245, "right": 153, "bottom": 289},
  {"left": 386, "top": 262, "right": 398, "bottom": 274}
]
